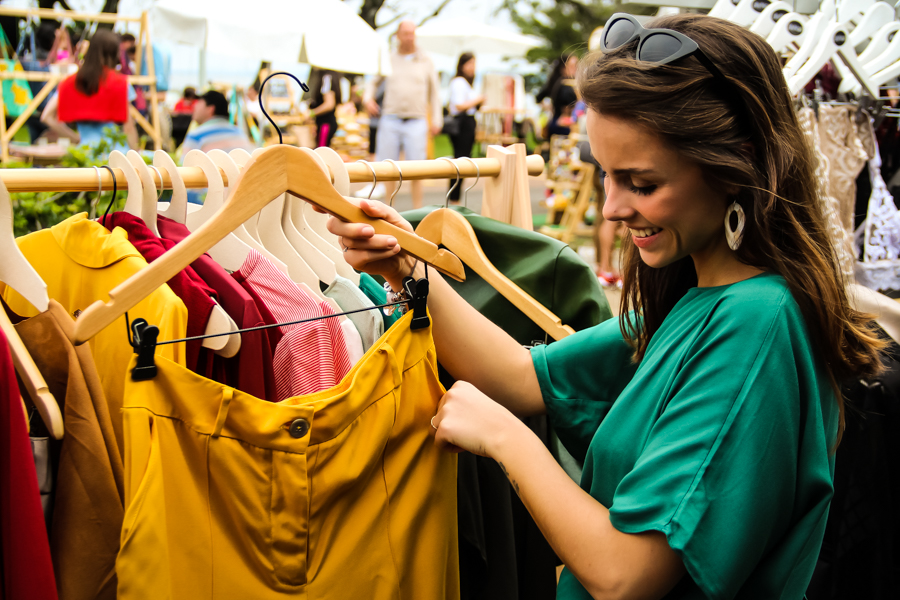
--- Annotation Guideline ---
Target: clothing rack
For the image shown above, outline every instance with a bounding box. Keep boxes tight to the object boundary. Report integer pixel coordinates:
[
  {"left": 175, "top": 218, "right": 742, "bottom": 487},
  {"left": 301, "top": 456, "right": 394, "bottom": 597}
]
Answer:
[{"left": 1, "top": 148, "right": 544, "bottom": 228}]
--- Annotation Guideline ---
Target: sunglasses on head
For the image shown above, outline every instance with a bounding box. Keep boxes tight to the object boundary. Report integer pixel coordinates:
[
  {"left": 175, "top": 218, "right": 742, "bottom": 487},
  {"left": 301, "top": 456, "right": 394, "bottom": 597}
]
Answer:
[{"left": 600, "top": 13, "right": 728, "bottom": 85}]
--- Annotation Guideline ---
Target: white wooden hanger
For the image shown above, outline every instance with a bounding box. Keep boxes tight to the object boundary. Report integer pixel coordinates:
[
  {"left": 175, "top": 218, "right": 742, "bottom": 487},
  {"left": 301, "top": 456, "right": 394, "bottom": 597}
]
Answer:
[
  {"left": 782, "top": 0, "right": 836, "bottom": 80},
  {"left": 72, "top": 145, "right": 466, "bottom": 345},
  {"left": 727, "top": 0, "right": 770, "bottom": 27},
  {"left": 859, "top": 26, "right": 900, "bottom": 76},
  {"left": 709, "top": 0, "right": 740, "bottom": 19},
  {"left": 208, "top": 149, "right": 290, "bottom": 274},
  {"left": 235, "top": 149, "right": 265, "bottom": 242},
  {"left": 125, "top": 150, "right": 161, "bottom": 236},
  {"left": 107, "top": 150, "right": 144, "bottom": 222},
  {"left": 840, "top": 22, "right": 900, "bottom": 93},
  {"left": 858, "top": 21, "right": 900, "bottom": 64},
  {"left": 848, "top": 2, "right": 895, "bottom": 48},
  {"left": 183, "top": 150, "right": 253, "bottom": 274},
  {"left": 0, "top": 180, "right": 48, "bottom": 312},
  {"left": 155, "top": 150, "right": 187, "bottom": 224},
  {"left": 750, "top": 2, "right": 793, "bottom": 38},
  {"left": 836, "top": 0, "right": 876, "bottom": 24},
  {"left": 0, "top": 177, "right": 62, "bottom": 439},
  {"left": 788, "top": 21, "right": 878, "bottom": 96},
  {"left": 867, "top": 54, "right": 900, "bottom": 91},
  {"left": 767, "top": 12, "right": 809, "bottom": 54}
]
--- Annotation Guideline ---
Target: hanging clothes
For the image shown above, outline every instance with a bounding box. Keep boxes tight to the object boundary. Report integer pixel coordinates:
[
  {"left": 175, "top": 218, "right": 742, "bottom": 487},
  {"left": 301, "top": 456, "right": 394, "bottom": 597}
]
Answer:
[
  {"left": 322, "top": 275, "right": 384, "bottom": 351},
  {"left": 157, "top": 215, "right": 277, "bottom": 401},
  {"left": 0, "top": 213, "right": 188, "bottom": 458},
  {"left": 818, "top": 104, "right": 869, "bottom": 234},
  {"left": 797, "top": 107, "right": 856, "bottom": 281},
  {"left": 358, "top": 272, "right": 401, "bottom": 331},
  {"left": 100, "top": 212, "right": 218, "bottom": 373},
  {"left": 115, "top": 311, "right": 459, "bottom": 600},
  {"left": 857, "top": 144, "right": 900, "bottom": 292},
  {"left": 403, "top": 205, "right": 611, "bottom": 600},
  {"left": 7, "top": 300, "right": 122, "bottom": 600},
  {"left": 0, "top": 328, "right": 59, "bottom": 600},
  {"left": 231, "top": 249, "right": 351, "bottom": 400}
]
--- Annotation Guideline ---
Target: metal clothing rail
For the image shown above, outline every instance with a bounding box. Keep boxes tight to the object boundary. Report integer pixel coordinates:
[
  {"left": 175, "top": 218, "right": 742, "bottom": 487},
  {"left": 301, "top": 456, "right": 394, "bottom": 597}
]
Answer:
[{"left": 0, "top": 154, "right": 546, "bottom": 192}]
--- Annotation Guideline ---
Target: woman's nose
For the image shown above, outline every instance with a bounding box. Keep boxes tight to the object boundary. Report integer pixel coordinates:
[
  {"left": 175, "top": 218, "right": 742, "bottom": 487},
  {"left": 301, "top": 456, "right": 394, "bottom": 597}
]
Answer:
[{"left": 601, "top": 178, "right": 633, "bottom": 222}]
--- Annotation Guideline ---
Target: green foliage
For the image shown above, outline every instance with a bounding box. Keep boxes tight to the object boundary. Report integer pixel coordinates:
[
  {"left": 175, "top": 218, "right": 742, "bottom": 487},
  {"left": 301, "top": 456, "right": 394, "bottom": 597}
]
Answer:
[
  {"left": 9, "top": 127, "right": 157, "bottom": 236},
  {"left": 499, "top": 1, "right": 655, "bottom": 92}
]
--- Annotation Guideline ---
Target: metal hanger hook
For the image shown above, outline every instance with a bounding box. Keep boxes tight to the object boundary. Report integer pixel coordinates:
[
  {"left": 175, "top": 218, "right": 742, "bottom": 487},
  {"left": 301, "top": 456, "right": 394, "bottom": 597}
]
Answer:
[
  {"left": 439, "top": 157, "right": 461, "bottom": 208},
  {"left": 100, "top": 165, "right": 118, "bottom": 221},
  {"left": 356, "top": 160, "right": 377, "bottom": 200},
  {"left": 383, "top": 159, "right": 402, "bottom": 207},
  {"left": 148, "top": 165, "right": 164, "bottom": 200},
  {"left": 460, "top": 157, "right": 479, "bottom": 209},
  {"left": 258, "top": 72, "right": 310, "bottom": 145}
]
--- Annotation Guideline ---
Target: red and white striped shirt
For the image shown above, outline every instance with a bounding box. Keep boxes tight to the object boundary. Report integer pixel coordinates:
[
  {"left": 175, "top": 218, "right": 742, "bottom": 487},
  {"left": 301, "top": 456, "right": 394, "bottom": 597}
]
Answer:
[{"left": 233, "top": 250, "right": 352, "bottom": 400}]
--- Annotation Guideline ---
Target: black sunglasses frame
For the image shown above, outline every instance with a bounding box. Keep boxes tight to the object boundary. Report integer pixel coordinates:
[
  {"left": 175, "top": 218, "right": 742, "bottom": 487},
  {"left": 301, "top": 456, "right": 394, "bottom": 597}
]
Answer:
[{"left": 601, "top": 13, "right": 728, "bottom": 85}]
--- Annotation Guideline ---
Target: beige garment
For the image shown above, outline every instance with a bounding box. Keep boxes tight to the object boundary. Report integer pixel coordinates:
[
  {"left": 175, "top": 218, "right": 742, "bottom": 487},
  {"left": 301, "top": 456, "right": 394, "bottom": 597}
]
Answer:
[
  {"left": 12, "top": 300, "right": 123, "bottom": 600},
  {"left": 817, "top": 104, "right": 868, "bottom": 233},
  {"left": 366, "top": 50, "right": 443, "bottom": 128},
  {"left": 798, "top": 107, "right": 856, "bottom": 280}
]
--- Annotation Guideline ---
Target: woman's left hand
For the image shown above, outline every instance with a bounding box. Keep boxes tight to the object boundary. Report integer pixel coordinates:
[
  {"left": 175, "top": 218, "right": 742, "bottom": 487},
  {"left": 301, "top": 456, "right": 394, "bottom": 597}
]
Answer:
[{"left": 432, "top": 381, "right": 521, "bottom": 458}]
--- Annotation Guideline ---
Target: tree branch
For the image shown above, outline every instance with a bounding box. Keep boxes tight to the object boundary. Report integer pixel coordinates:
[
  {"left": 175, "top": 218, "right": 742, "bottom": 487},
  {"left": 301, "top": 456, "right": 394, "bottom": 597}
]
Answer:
[{"left": 417, "top": 0, "right": 453, "bottom": 28}]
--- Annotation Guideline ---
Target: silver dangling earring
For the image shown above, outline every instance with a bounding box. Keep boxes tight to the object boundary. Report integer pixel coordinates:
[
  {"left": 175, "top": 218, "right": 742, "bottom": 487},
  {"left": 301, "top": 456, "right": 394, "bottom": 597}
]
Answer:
[{"left": 724, "top": 201, "right": 745, "bottom": 251}]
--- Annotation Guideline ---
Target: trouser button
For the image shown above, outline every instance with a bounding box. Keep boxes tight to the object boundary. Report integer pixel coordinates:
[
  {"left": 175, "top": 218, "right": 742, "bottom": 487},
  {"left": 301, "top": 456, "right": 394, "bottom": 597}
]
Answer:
[{"left": 289, "top": 418, "right": 310, "bottom": 439}]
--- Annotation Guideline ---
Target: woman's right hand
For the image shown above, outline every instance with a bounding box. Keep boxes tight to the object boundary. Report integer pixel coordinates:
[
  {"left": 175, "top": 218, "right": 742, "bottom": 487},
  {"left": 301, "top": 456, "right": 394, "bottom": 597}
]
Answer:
[{"left": 325, "top": 198, "right": 418, "bottom": 290}]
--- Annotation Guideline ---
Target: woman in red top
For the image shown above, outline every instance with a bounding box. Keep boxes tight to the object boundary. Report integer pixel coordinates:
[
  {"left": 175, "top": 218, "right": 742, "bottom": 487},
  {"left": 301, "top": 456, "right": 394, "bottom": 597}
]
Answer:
[{"left": 41, "top": 29, "right": 138, "bottom": 150}]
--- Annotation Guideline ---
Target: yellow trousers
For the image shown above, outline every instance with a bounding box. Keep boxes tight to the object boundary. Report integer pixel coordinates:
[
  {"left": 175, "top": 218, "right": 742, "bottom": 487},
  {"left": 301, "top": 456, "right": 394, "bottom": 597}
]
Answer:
[{"left": 118, "top": 313, "right": 459, "bottom": 599}]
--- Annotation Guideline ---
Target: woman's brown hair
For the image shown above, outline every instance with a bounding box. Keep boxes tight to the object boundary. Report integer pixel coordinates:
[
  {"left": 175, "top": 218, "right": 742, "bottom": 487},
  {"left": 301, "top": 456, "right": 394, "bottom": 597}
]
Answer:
[
  {"left": 578, "top": 13, "right": 884, "bottom": 444},
  {"left": 75, "top": 29, "right": 121, "bottom": 96}
]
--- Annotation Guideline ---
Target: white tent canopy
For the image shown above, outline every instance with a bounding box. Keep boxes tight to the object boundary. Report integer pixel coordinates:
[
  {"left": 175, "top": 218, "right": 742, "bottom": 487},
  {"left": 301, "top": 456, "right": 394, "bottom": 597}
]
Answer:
[
  {"left": 150, "top": 0, "right": 391, "bottom": 75},
  {"left": 415, "top": 17, "right": 542, "bottom": 59}
]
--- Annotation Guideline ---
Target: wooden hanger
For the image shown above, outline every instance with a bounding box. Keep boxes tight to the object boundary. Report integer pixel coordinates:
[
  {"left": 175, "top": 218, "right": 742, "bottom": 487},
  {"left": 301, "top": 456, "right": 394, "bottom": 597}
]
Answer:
[
  {"left": 125, "top": 150, "right": 161, "bottom": 236},
  {"left": 416, "top": 208, "right": 574, "bottom": 341},
  {"left": 155, "top": 150, "right": 187, "bottom": 224},
  {"left": 225, "top": 149, "right": 291, "bottom": 273},
  {"left": 183, "top": 150, "right": 253, "bottom": 273},
  {"left": 72, "top": 145, "right": 465, "bottom": 345},
  {"left": 0, "top": 309, "right": 64, "bottom": 439},
  {"left": 749, "top": 2, "right": 793, "bottom": 38},
  {"left": 222, "top": 146, "right": 338, "bottom": 287},
  {"left": 108, "top": 150, "right": 145, "bottom": 224},
  {"left": 0, "top": 178, "right": 48, "bottom": 313},
  {"left": 0, "top": 178, "right": 62, "bottom": 439}
]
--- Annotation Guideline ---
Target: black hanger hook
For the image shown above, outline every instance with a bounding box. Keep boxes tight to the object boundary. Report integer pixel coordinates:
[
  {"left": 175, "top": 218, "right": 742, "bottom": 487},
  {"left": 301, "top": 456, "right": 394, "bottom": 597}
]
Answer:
[
  {"left": 100, "top": 165, "right": 118, "bottom": 221},
  {"left": 259, "top": 72, "right": 310, "bottom": 145}
]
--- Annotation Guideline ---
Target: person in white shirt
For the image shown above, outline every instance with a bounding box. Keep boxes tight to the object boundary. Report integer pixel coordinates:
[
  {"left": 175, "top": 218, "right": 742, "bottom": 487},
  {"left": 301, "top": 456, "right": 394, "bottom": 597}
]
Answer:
[{"left": 447, "top": 52, "right": 485, "bottom": 202}]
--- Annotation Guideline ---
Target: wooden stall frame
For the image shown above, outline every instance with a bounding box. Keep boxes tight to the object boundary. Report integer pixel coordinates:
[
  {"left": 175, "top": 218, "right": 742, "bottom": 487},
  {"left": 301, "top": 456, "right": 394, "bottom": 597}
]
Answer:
[{"left": 0, "top": 6, "right": 161, "bottom": 163}]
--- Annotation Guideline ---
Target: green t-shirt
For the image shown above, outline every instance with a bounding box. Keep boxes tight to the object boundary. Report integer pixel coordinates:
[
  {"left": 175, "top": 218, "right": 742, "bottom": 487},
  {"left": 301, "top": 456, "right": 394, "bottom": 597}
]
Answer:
[{"left": 531, "top": 273, "right": 838, "bottom": 599}]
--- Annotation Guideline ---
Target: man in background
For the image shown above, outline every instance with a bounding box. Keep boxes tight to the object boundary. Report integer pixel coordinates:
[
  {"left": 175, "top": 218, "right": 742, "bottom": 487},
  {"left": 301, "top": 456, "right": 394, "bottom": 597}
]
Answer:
[
  {"left": 181, "top": 90, "right": 254, "bottom": 156},
  {"left": 363, "top": 20, "right": 442, "bottom": 208}
]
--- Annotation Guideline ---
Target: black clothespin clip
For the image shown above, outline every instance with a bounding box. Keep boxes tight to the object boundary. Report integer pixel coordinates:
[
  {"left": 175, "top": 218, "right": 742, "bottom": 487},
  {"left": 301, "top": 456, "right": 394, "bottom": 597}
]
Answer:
[
  {"left": 130, "top": 318, "right": 159, "bottom": 381},
  {"left": 402, "top": 275, "right": 431, "bottom": 331}
]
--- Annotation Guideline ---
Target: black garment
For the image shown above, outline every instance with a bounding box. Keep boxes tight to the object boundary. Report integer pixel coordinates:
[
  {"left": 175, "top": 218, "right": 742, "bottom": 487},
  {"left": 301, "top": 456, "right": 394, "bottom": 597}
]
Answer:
[
  {"left": 312, "top": 70, "right": 342, "bottom": 149},
  {"left": 806, "top": 329, "right": 900, "bottom": 600},
  {"left": 448, "top": 114, "right": 477, "bottom": 202},
  {"left": 402, "top": 206, "right": 612, "bottom": 600},
  {"left": 315, "top": 113, "right": 338, "bottom": 149}
]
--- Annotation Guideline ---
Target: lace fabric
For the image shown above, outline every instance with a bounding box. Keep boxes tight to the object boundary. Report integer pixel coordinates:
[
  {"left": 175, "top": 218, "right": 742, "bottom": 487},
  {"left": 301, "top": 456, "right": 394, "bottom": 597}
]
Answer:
[
  {"left": 798, "top": 107, "right": 856, "bottom": 281},
  {"left": 857, "top": 140, "right": 900, "bottom": 292}
]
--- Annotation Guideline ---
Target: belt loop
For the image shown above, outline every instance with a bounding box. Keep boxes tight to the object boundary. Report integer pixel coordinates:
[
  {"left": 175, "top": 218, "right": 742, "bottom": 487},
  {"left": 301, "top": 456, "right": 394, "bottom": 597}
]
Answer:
[
  {"left": 380, "top": 344, "right": 402, "bottom": 389},
  {"left": 212, "top": 388, "right": 234, "bottom": 438}
]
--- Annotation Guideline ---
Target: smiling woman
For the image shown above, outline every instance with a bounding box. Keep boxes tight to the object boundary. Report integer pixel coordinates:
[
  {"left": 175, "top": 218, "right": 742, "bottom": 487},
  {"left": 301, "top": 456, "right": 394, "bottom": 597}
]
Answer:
[{"left": 326, "top": 12, "right": 886, "bottom": 600}]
